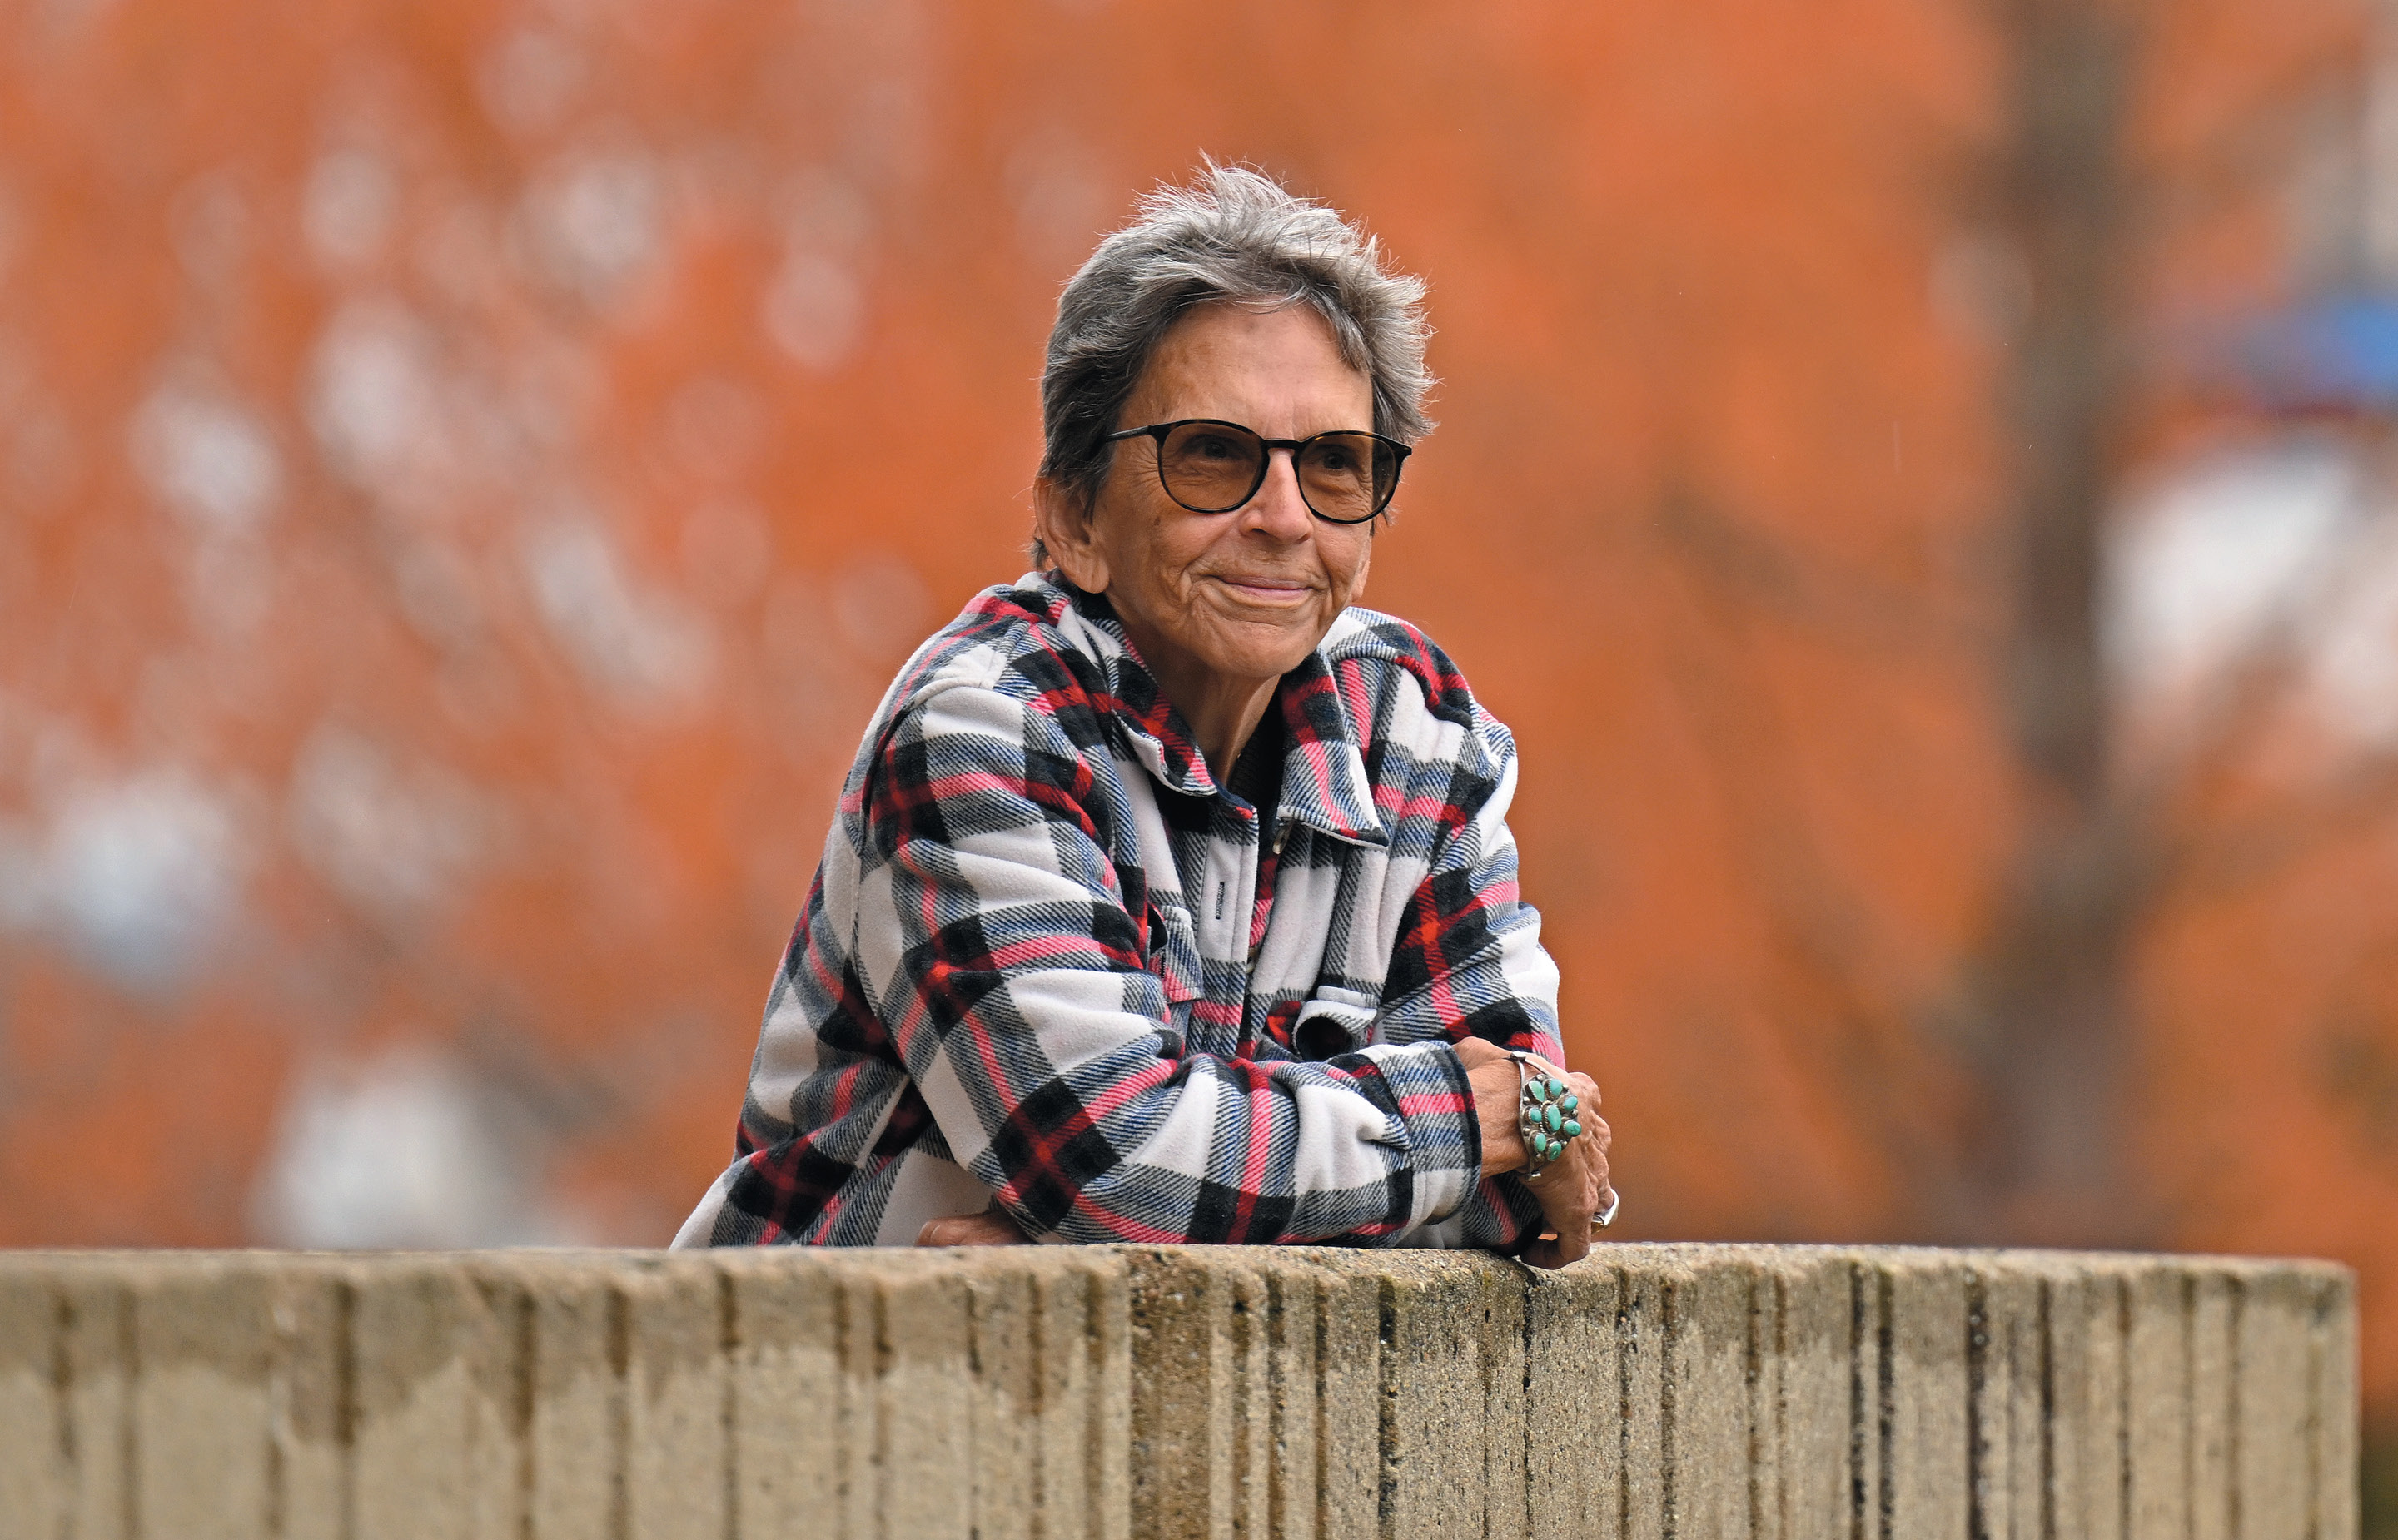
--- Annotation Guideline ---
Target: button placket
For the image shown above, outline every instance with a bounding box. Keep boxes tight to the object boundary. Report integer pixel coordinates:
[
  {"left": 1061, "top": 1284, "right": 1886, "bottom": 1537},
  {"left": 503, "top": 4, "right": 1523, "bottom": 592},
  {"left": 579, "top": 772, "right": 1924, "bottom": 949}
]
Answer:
[
  {"left": 1248, "top": 823, "right": 1286, "bottom": 967},
  {"left": 1195, "top": 807, "right": 1259, "bottom": 970}
]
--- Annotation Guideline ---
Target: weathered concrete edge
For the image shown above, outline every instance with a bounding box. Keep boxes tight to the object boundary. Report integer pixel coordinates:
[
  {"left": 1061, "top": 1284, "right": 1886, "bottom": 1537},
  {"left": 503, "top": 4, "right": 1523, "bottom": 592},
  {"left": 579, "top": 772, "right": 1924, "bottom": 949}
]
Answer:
[
  {"left": 1095, "top": 1243, "right": 2358, "bottom": 1540},
  {"left": 0, "top": 1243, "right": 2359, "bottom": 1540}
]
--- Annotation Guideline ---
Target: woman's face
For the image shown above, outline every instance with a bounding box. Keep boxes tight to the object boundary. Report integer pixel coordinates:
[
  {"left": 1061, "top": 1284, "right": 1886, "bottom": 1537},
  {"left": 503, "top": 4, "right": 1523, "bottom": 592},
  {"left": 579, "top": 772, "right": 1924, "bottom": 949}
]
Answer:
[{"left": 1047, "top": 302, "right": 1378, "bottom": 697}]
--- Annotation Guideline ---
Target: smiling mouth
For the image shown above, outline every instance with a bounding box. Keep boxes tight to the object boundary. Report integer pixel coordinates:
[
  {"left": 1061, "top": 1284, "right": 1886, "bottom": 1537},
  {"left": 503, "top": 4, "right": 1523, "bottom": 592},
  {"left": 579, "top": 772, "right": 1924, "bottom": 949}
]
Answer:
[{"left": 1211, "top": 576, "right": 1316, "bottom": 604}]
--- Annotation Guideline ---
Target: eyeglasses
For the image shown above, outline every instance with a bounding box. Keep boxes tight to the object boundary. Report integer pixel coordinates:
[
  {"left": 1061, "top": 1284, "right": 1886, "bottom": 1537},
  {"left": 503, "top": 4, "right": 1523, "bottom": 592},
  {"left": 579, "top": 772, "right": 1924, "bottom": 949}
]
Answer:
[{"left": 1102, "top": 418, "right": 1410, "bottom": 525}]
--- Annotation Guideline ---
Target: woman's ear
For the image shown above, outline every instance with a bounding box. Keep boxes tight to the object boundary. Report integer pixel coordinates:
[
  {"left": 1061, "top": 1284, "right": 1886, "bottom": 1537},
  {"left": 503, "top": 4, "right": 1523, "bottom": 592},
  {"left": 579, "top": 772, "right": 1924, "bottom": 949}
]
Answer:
[{"left": 1033, "top": 476, "right": 1109, "bottom": 594}]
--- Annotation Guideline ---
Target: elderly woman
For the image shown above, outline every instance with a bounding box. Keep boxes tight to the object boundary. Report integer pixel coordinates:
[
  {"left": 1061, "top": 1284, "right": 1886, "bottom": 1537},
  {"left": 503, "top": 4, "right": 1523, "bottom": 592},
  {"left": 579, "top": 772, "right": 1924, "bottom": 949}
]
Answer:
[{"left": 676, "top": 165, "right": 1614, "bottom": 1267}]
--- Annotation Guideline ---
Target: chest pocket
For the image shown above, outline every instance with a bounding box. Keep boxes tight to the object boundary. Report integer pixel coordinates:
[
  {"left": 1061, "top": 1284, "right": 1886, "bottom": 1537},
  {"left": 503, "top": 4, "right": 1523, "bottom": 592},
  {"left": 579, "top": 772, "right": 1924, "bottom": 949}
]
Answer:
[{"left": 1145, "top": 898, "right": 1202, "bottom": 1031}]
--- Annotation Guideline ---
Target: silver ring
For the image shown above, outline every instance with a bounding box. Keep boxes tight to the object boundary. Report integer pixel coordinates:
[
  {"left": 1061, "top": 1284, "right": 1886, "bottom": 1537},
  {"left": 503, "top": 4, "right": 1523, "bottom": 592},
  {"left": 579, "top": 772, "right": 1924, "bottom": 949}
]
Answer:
[{"left": 1590, "top": 1189, "right": 1620, "bottom": 1231}]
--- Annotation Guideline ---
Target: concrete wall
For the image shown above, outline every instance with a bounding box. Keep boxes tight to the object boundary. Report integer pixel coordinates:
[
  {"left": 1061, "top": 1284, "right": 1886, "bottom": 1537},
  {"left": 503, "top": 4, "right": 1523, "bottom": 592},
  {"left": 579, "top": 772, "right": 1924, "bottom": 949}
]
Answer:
[{"left": 0, "top": 1244, "right": 2356, "bottom": 1539}]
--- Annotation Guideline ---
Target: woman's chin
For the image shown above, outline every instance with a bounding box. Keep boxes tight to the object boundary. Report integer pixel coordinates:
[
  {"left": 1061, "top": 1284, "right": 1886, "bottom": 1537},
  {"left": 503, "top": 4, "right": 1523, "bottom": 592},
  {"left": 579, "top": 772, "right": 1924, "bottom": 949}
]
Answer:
[
  {"left": 1197, "top": 635, "right": 1318, "bottom": 685},
  {"left": 1153, "top": 597, "right": 1338, "bottom": 686}
]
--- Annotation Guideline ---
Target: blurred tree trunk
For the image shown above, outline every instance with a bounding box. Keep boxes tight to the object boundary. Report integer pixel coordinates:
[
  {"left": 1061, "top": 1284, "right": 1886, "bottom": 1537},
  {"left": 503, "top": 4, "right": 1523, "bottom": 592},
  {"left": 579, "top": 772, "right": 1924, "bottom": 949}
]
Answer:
[{"left": 1956, "top": 0, "right": 2160, "bottom": 1245}]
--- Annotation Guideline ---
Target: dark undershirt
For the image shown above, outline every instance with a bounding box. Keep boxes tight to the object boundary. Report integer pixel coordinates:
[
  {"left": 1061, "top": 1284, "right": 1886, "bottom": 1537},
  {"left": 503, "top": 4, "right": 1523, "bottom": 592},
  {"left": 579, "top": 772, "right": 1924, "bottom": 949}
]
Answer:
[{"left": 1226, "top": 697, "right": 1284, "bottom": 834}]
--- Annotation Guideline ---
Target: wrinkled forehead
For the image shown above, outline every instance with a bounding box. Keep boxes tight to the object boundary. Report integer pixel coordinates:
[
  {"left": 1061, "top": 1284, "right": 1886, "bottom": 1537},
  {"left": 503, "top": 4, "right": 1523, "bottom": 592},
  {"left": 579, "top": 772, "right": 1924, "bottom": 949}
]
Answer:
[{"left": 1123, "top": 301, "right": 1374, "bottom": 436}]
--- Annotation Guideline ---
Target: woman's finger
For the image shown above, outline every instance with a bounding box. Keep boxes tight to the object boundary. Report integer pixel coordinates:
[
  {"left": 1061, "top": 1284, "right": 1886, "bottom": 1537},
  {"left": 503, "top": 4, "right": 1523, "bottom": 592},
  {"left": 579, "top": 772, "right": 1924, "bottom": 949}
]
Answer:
[
  {"left": 1582, "top": 1120, "right": 1615, "bottom": 1231},
  {"left": 1520, "top": 1229, "right": 1587, "bottom": 1270},
  {"left": 1527, "top": 1130, "right": 1599, "bottom": 1249},
  {"left": 915, "top": 1206, "right": 1031, "bottom": 1247}
]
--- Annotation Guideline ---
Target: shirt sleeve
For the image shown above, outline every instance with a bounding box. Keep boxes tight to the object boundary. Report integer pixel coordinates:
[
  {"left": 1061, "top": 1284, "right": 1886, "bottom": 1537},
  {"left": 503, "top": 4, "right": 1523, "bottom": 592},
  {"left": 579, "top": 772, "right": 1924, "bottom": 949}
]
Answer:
[
  {"left": 850, "top": 679, "right": 1487, "bottom": 1244},
  {"left": 1371, "top": 708, "right": 1566, "bottom": 1250}
]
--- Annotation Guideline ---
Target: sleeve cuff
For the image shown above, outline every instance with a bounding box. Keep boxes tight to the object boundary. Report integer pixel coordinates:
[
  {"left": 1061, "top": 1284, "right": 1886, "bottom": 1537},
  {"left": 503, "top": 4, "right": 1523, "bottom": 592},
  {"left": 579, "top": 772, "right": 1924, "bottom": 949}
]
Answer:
[
  {"left": 1460, "top": 1174, "right": 1548, "bottom": 1250},
  {"left": 1351, "top": 1039, "right": 1483, "bottom": 1230}
]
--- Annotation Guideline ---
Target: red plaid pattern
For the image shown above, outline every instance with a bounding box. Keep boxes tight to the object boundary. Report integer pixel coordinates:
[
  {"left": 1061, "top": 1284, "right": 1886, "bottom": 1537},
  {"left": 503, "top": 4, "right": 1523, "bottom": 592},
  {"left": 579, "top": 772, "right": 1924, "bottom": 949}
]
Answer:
[{"left": 674, "top": 574, "right": 1564, "bottom": 1249}]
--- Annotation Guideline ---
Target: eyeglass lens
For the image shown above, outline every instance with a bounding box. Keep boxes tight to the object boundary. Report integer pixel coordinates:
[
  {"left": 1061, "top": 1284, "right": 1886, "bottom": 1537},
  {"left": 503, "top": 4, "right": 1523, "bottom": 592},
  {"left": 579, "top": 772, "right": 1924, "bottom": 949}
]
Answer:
[{"left": 1156, "top": 422, "right": 1398, "bottom": 523}]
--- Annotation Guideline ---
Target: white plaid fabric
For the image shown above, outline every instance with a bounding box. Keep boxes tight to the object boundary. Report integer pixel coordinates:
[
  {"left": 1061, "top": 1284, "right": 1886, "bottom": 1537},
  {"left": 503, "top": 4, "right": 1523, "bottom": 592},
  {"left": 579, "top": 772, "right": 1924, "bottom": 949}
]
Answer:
[{"left": 674, "top": 573, "right": 1564, "bottom": 1250}]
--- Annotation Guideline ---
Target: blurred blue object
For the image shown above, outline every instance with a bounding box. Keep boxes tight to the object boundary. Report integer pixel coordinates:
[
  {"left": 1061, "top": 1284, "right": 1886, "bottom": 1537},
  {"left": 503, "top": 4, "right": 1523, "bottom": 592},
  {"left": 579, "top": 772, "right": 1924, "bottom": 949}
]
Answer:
[{"left": 2240, "top": 291, "right": 2398, "bottom": 413}]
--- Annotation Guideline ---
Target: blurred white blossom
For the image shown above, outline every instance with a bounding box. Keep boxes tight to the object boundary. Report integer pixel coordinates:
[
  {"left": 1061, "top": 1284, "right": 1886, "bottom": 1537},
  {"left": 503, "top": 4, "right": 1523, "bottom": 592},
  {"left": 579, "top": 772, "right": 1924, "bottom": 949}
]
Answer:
[
  {"left": 251, "top": 1043, "right": 581, "bottom": 1249},
  {"left": 306, "top": 295, "right": 455, "bottom": 494},
  {"left": 130, "top": 376, "right": 281, "bottom": 534},
  {"left": 519, "top": 144, "right": 664, "bottom": 306},
  {"left": 764, "top": 252, "right": 863, "bottom": 370},
  {"left": 521, "top": 511, "right": 714, "bottom": 708},
  {"left": 0, "top": 768, "right": 247, "bottom": 991},
  {"left": 287, "top": 724, "right": 497, "bottom": 922},
  {"left": 303, "top": 147, "right": 400, "bottom": 268},
  {"left": 2109, "top": 435, "right": 2398, "bottom": 747}
]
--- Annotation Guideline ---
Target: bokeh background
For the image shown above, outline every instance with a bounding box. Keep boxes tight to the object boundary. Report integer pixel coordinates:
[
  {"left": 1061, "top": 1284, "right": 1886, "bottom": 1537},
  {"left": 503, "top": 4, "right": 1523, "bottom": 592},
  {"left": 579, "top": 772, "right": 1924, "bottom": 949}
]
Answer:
[{"left": 7, "top": 0, "right": 2398, "bottom": 1516}]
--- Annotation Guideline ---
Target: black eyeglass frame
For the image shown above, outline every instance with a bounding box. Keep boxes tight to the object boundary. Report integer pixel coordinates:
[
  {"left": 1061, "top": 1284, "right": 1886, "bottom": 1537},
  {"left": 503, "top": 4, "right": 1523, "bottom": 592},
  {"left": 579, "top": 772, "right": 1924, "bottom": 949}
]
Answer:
[{"left": 1102, "top": 418, "right": 1412, "bottom": 524}]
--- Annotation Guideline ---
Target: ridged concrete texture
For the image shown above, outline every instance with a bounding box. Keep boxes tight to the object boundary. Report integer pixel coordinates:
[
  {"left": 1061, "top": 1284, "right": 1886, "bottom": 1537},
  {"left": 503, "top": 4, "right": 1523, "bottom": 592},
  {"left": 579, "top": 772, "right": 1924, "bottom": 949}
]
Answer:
[{"left": 0, "top": 1244, "right": 2355, "bottom": 1539}]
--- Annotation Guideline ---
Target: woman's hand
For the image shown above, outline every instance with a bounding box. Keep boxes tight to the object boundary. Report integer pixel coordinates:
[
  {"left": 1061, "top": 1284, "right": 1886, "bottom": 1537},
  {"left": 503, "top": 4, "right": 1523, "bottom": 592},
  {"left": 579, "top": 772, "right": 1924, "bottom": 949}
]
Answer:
[
  {"left": 915, "top": 1202, "right": 1031, "bottom": 1247},
  {"left": 1455, "top": 1037, "right": 1614, "bottom": 1269}
]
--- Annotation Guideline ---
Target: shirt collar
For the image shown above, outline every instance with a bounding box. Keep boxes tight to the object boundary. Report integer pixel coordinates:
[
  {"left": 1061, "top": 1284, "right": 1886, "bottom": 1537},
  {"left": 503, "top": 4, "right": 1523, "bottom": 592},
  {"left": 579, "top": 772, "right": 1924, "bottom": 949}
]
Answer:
[{"left": 1032, "top": 573, "right": 1386, "bottom": 847}]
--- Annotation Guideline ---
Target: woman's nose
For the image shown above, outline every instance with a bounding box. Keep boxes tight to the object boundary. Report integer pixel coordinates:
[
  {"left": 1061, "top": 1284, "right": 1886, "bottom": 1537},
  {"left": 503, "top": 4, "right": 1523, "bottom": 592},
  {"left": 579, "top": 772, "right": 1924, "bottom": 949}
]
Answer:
[{"left": 1243, "top": 448, "right": 1314, "bottom": 537}]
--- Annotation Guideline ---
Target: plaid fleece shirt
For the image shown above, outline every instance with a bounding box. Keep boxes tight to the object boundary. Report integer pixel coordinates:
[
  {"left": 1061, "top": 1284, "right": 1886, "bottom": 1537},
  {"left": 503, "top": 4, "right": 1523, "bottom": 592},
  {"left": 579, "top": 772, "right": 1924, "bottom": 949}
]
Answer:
[{"left": 674, "top": 573, "right": 1562, "bottom": 1250}]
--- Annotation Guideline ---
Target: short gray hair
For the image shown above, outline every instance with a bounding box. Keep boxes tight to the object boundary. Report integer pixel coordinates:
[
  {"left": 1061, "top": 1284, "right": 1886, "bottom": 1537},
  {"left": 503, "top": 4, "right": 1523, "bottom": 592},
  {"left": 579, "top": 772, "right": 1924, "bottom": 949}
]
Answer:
[{"left": 1032, "top": 161, "right": 1435, "bottom": 564}]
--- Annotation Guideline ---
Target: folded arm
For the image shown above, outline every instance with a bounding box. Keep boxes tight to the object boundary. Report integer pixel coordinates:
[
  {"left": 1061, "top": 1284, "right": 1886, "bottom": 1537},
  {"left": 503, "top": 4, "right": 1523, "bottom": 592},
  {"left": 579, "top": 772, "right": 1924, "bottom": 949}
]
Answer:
[
  {"left": 858, "top": 682, "right": 1486, "bottom": 1244},
  {"left": 1373, "top": 711, "right": 1581, "bottom": 1251}
]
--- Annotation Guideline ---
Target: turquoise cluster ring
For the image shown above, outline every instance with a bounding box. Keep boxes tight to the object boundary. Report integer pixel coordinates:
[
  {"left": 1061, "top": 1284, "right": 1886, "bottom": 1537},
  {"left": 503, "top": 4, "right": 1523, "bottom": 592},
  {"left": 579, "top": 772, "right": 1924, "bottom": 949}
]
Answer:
[{"left": 1513, "top": 1053, "right": 1584, "bottom": 1176}]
